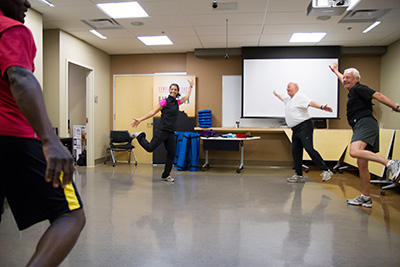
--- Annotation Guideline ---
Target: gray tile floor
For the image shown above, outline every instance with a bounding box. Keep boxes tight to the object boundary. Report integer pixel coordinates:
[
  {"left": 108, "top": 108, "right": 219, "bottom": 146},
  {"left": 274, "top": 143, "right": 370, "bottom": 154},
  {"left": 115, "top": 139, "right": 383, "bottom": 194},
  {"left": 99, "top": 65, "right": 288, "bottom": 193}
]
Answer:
[{"left": 1, "top": 164, "right": 400, "bottom": 266}]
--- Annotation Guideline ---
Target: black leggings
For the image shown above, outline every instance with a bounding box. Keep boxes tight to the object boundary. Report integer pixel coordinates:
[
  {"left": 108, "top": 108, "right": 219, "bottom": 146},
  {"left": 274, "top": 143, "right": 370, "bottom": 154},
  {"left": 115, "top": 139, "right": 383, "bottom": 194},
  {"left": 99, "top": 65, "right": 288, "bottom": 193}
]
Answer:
[
  {"left": 137, "top": 131, "right": 176, "bottom": 178},
  {"left": 292, "top": 119, "right": 328, "bottom": 176}
]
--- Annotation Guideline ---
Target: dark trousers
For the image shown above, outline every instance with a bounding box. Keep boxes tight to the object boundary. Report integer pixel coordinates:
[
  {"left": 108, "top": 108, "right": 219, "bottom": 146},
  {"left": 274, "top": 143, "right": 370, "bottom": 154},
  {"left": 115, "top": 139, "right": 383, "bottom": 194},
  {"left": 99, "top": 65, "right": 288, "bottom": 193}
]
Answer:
[
  {"left": 292, "top": 119, "right": 328, "bottom": 176},
  {"left": 137, "top": 131, "right": 176, "bottom": 178},
  {"left": 0, "top": 191, "right": 4, "bottom": 223}
]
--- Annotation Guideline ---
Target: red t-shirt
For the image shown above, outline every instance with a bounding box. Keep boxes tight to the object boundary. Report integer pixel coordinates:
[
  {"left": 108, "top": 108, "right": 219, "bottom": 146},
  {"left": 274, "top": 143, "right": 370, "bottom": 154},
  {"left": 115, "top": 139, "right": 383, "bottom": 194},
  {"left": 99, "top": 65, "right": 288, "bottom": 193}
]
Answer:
[{"left": 0, "top": 11, "right": 37, "bottom": 138}]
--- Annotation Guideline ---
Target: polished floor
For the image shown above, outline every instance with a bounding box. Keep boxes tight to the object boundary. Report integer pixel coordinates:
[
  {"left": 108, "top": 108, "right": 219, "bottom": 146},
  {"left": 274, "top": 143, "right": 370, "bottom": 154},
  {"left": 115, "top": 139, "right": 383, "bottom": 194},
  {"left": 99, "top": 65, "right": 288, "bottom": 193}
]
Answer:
[{"left": 1, "top": 163, "right": 400, "bottom": 266}]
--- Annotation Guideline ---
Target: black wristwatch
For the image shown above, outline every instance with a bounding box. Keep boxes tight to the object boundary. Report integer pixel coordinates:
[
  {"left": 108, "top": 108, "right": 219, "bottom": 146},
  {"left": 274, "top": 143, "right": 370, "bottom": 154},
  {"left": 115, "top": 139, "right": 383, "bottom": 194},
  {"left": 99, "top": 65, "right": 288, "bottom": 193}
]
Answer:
[{"left": 393, "top": 105, "right": 400, "bottom": 112}]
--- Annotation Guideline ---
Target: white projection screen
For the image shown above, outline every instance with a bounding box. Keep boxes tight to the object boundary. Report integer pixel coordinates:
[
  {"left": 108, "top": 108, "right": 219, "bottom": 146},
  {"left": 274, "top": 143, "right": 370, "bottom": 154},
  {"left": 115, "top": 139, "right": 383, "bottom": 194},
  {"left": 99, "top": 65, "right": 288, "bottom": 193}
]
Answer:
[
  {"left": 241, "top": 46, "right": 340, "bottom": 119},
  {"left": 243, "top": 58, "right": 339, "bottom": 118}
]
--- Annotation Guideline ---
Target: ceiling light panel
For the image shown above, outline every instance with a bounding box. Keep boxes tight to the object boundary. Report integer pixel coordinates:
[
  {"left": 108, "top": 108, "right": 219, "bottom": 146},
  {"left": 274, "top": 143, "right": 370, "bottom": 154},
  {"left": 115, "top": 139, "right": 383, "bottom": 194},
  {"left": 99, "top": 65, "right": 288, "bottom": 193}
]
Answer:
[
  {"left": 137, "top": 35, "right": 173, "bottom": 46},
  {"left": 97, "top": 1, "right": 148, "bottom": 18},
  {"left": 289, "top": 32, "right": 327, "bottom": 42}
]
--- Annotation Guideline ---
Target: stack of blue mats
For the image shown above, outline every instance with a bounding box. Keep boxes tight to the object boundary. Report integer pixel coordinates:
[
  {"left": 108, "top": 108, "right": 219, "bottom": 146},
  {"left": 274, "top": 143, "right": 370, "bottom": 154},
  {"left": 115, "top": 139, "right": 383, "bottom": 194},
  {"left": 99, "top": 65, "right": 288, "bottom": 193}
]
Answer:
[{"left": 198, "top": 109, "right": 212, "bottom": 128}]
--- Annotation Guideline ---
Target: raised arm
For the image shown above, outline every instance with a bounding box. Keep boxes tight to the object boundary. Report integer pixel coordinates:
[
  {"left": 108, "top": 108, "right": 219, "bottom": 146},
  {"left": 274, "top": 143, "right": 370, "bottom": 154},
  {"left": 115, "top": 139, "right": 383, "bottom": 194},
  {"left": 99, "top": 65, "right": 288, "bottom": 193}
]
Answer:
[
  {"left": 273, "top": 90, "right": 284, "bottom": 102},
  {"left": 7, "top": 66, "right": 74, "bottom": 188},
  {"left": 329, "top": 62, "right": 343, "bottom": 84},
  {"left": 372, "top": 92, "right": 400, "bottom": 112},
  {"left": 179, "top": 79, "right": 194, "bottom": 104},
  {"left": 309, "top": 100, "right": 333, "bottom": 112},
  {"left": 131, "top": 104, "right": 163, "bottom": 127}
]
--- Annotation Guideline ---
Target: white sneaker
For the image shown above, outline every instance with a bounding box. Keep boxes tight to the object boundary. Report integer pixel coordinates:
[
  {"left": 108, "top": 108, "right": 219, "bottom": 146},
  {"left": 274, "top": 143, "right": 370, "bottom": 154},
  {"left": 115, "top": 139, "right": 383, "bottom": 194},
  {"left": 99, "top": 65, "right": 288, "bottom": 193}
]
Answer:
[
  {"left": 287, "top": 174, "right": 305, "bottom": 183},
  {"left": 162, "top": 176, "right": 174, "bottom": 183},
  {"left": 387, "top": 160, "right": 400, "bottom": 182},
  {"left": 347, "top": 195, "right": 372, "bottom": 208},
  {"left": 132, "top": 131, "right": 145, "bottom": 139},
  {"left": 321, "top": 170, "right": 333, "bottom": 182}
]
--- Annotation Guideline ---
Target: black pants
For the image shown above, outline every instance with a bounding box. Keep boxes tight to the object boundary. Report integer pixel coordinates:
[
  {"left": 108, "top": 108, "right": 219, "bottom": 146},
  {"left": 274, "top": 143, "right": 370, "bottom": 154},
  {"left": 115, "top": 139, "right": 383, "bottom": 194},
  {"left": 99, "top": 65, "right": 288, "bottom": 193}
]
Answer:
[
  {"left": 137, "top": 131, "right": 176, "bottom": 178},
  {"left": 0, "top": 191, "right": 4, "bottom": 223},
  {"left": 292, "top": 119, "right": 328, "bottom": 176}
]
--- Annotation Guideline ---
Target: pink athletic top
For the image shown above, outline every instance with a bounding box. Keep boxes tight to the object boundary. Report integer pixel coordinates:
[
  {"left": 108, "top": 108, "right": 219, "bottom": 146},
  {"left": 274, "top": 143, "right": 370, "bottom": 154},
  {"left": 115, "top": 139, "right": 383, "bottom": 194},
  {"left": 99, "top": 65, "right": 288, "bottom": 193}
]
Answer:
[
  {"left": 159, "top": 98, "right": 180, "bottom": 107},
  {"left": 0, "top": 11, "right": 37, "bottom": 139}
]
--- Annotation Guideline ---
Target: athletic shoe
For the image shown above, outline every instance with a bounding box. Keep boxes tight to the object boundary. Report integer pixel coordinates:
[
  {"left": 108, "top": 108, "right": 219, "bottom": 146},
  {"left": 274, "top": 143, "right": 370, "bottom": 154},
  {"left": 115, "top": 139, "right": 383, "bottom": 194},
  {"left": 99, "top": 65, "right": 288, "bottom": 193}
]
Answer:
[
  {"left": 387, "top": 160, "right": 400, "bottom": 182},
  {"left": 162, "top": 176, "right": 175, "bottom": 183},
  {"left": 132, "top": 131, "right": 145, "bottom": 139},
  {"left": 321, "top": 170, "right": 333, "bottom": 182},
  {"left": 287, "top": 174, "right": 305, "bottom": 183},
  {"left": 346, "top": 195, "right": 372, "bottom": 208}
]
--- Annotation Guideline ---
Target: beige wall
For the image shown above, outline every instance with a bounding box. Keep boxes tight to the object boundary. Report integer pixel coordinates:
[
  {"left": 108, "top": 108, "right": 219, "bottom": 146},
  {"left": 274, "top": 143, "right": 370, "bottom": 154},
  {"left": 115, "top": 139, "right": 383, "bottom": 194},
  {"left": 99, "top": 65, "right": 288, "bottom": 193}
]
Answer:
[
  {"left": 25, "top": 9, "right": 43, "bottom": 86},
  {"left": 43, "top": 30, "right": 60, "bottom": 127},
  {"left": 59, "top": 31, "right": 111, "bottom": 162},
  {"left": 68, "top": 63, "right": 87, "bottom": 135},
  {"left": 43, "top": 30, "right": 111, "bottom": 164},
  {"left": 110, "top": 52, "right": 387, "bottom": 163},
  {"left": 381, "top": 40, "right": 400, "bottom": 129}
]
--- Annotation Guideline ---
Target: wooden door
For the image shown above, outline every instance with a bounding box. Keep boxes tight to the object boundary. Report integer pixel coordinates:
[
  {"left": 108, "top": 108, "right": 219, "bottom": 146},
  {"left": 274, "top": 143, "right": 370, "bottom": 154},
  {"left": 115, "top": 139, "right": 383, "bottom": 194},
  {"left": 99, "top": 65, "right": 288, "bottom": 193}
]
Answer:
[{"left": 114, "top": 76, "right": 153, "bottom": 163}]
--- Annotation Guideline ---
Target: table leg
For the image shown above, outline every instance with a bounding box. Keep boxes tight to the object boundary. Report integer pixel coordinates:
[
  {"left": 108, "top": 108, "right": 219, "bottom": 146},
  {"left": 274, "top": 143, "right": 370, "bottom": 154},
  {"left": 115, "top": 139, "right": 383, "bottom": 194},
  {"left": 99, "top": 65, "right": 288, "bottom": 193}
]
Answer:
[
  {"left": 202, "top": 150, "right": 210, "bottom": 170},
  {"left": 236, "top": 141, "right": 244, "bottom": 173}
]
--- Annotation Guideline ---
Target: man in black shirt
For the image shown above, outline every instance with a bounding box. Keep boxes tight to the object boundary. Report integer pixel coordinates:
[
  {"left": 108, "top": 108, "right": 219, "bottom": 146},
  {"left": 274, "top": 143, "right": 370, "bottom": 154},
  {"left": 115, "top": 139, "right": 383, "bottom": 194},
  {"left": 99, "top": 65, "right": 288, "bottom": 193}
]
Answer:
[{"left": 330, "top": 63, "right": 400, "bottom": 208}]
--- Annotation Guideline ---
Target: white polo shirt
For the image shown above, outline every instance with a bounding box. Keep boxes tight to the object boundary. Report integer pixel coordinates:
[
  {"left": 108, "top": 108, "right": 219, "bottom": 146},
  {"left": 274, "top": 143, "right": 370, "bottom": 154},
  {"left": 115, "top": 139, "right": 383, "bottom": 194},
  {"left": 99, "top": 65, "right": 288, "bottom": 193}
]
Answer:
[{"left": 283, "top": 92, "right": 311, "bottom": 128}]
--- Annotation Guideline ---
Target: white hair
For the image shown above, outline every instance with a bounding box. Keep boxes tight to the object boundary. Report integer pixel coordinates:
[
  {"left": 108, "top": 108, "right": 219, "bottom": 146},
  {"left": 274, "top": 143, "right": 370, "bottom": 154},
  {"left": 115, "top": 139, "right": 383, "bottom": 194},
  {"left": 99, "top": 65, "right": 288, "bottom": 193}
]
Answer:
[{"left": 344, "top": 68, "right": 361, "bottom": 80}]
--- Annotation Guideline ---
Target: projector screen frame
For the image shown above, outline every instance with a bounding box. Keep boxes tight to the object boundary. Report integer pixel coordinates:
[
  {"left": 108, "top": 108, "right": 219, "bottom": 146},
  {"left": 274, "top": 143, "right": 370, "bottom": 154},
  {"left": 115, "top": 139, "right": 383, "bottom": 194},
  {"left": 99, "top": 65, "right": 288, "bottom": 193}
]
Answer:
[{"left": 241, "top": 46, "right": 340, "bottom": 119}]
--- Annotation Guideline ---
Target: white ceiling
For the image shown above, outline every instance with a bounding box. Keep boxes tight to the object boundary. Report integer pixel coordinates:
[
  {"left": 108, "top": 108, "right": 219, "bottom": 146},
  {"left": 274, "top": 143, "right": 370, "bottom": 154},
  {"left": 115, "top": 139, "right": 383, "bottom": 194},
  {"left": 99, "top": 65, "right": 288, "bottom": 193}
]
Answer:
[{"left": 30, "top": 0, "right": 400, "bottom": 55}]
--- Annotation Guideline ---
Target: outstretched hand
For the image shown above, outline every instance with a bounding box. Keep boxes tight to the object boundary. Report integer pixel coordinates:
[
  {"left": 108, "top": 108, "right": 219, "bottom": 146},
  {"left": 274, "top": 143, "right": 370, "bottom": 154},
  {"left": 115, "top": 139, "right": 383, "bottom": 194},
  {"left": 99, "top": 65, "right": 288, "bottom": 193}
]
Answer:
[
  {"left": 187, "top": 79, "right": 194, "bottom": 88},
  {"left": 42, "top": 141, "right": 75, "bottom": 188},
  {"left": 131, "top": 118, "right": 141, "bottom": 127},
  {"left": 322, "top": 104, "right": 333, "bottom": 112},
  {"left": 329, "top": 62, "right": 338, "bottom": 73}
]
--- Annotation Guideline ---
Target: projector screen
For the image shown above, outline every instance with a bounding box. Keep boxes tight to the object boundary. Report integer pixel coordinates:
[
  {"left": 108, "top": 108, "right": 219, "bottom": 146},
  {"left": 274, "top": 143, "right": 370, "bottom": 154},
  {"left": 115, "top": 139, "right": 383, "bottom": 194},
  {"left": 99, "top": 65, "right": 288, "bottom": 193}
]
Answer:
[{"left": 242, "top": 47, "right": 340, "bottom": 119}]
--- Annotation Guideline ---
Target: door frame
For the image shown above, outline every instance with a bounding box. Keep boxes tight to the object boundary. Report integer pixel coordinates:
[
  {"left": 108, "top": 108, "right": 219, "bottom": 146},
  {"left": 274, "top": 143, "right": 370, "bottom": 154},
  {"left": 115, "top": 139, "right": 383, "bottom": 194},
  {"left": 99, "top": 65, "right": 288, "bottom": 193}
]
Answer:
[{"left": 65, "top": 60, "right": 95, "bottom": 167}]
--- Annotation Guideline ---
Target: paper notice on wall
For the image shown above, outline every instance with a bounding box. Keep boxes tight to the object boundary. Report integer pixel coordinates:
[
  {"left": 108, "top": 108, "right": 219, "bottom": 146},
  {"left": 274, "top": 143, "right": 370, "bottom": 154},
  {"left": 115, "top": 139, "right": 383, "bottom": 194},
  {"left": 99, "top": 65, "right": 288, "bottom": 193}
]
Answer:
[{"left": 72, "top": 125, "right": 86, "bottom": 161}]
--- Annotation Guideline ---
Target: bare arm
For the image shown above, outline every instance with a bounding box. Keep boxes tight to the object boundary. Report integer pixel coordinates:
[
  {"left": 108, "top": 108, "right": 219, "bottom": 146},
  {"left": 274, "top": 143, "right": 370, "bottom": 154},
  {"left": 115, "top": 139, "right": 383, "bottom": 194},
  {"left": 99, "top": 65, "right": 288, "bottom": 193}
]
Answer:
[
  {"left": 131, "top": 104, "right": 163, "bottom": 127},
  {"left": 309, "top": 100, "right": 333, "bottom": 112},
  {"left": 372, "top": 92, "right": 400, "bottom": 112},
  {"left": 179, "top": 79, "right": 194, "bottom": 104},
  {"left": 273, "top": 90, "right": 284, "bottom": 102},
  {"left": 7, "top": 66, "right": 74, "bottom": 188},
  {"left": 329, "top": 62, "right": 344, "bottom": 84}
]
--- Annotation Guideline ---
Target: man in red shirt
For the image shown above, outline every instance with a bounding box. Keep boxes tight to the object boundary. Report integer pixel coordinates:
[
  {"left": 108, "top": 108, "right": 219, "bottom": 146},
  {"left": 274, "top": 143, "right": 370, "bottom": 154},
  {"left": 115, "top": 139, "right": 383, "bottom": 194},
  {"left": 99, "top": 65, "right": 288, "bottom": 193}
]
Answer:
[{"left": 0, "top": 1, "right": 85, "bottom": 266}]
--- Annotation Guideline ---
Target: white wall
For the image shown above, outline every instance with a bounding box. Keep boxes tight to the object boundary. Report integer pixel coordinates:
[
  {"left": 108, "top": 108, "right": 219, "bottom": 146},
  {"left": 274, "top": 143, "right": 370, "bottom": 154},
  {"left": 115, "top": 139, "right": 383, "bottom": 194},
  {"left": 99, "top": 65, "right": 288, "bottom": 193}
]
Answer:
[{"left": 380, "top": 39, "right": 400, "bottom": 129}]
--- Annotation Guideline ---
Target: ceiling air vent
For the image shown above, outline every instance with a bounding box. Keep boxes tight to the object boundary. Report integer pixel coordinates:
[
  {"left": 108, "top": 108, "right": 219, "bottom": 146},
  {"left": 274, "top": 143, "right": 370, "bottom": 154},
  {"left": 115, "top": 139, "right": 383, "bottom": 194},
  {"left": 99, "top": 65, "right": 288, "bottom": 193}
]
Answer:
[
  {"left": 81, "top": 18, "right": 121, "bottom": 30},
  {"left": 339, "top": 9, "right": 390, "bottom": 23}
]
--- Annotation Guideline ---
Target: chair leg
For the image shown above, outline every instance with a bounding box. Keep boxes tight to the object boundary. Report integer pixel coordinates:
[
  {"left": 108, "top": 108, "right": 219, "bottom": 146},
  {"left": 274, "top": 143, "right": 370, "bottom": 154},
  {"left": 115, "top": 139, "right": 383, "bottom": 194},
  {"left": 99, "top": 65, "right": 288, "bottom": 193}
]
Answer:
[
  {"left": 128, "top": 149, "right": 131, "bottom": 165},
  {"left": 110, "top": 149, "right": 116, "bottom": 167},
  {"left": 132, "top": 150, "right": 138, "bottom": 166}
]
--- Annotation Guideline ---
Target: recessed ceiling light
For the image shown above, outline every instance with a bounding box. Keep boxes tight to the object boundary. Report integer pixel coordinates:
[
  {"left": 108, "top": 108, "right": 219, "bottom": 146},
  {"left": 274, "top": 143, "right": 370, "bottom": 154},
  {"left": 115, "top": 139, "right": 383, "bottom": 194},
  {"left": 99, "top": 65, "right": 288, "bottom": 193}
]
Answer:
[
  {"left": 289, "top": 32, "right": 327, "bottom": 42},
  {"left": 38, "top": 0, "right": 54, "bottom": 7},
  {"left": 137, "top": 35, "right": 173, "bottom": 46},
  {"left": 89, "top": 29, "right": 107, "bottom": 40},
  {"left": 97, "top": 1, "right": 148, "bottom": 19},
  {"left": 362, "top": 21, "right": 381, "bottom": 33}
]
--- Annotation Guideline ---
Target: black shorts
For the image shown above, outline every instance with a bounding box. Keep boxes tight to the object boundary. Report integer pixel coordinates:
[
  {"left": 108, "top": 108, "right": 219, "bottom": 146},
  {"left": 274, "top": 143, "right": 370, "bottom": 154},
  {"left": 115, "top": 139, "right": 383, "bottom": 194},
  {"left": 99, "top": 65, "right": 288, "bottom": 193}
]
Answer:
[
  {"left": 351, "top": 117, "right": 379, "bottom": 153},
  {"left": 0, "top": 135, "right": 83, "bottom": 230}
]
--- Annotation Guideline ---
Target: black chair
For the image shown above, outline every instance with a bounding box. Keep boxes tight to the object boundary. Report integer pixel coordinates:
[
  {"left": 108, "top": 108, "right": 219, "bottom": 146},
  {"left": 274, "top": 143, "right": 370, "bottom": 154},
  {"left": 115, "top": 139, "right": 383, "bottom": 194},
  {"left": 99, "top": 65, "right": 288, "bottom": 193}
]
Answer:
[{"left": 105, "top": 130, "right": 137, "bottom": 167}]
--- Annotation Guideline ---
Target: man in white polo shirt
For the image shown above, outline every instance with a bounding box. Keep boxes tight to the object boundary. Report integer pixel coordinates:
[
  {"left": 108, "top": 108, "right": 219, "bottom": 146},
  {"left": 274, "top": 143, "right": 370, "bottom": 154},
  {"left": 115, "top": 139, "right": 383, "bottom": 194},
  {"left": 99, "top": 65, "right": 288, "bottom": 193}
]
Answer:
[{"left": 274, "top": 82, "right": 333, "bottom": 183}]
